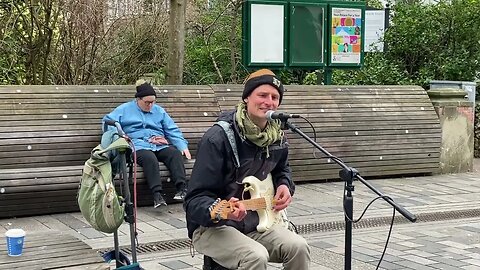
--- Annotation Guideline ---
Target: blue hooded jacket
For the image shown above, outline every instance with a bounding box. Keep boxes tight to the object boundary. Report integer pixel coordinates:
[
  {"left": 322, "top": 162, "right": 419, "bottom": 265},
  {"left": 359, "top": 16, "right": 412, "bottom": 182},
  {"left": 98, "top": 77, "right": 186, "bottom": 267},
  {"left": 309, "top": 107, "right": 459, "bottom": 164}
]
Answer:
[{"left": 102, "top": 100, "right": 188, "bottom": 152}]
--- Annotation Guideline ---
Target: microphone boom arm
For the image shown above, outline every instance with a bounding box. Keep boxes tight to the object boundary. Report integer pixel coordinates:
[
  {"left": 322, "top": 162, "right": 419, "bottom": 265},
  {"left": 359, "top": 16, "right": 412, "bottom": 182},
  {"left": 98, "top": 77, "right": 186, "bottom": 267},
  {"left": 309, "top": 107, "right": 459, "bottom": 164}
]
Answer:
[
  {"left": 282, "top": 120, "right": 417, "bottom": 220},
  {"left": 281, "top": 119, "right": 416, "bottom": 270}
]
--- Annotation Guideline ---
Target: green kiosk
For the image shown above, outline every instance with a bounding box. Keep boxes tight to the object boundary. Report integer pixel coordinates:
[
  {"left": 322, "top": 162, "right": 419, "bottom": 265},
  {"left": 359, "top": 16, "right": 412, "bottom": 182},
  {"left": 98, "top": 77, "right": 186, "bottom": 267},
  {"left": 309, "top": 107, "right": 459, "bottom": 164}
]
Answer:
[{"left": 242, "top": 0, "right": 366, "bottom": 84}]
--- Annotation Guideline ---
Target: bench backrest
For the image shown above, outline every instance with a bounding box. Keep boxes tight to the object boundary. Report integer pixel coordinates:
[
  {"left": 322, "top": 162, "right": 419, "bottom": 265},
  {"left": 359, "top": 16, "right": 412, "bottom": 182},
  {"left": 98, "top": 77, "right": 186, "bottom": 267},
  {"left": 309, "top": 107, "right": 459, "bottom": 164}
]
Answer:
[
  {"left": 0, "top": 85, "right": 218, "bottom": 169},
  {"left": 0, "top": 84, "right": 441, "bottom": 177},
  {"left": 212, "top": 85, "right": 441, "bottom": 180}
]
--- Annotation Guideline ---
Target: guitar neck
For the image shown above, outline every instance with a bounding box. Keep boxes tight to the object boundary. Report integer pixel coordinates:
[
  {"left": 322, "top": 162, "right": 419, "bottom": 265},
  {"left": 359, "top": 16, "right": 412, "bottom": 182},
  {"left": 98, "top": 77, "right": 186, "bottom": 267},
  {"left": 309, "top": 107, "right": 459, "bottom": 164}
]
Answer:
[{"left": 241, "top": 197, "right": 268, "bottom": 211}]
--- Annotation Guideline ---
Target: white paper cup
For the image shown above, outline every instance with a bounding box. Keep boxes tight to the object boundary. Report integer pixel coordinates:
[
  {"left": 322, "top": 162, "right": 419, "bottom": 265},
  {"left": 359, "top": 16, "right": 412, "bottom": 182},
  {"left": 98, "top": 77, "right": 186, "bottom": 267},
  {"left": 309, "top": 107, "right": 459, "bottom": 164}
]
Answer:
[{"left": 5, "top": 229, "right": 26, "bottom": 256}]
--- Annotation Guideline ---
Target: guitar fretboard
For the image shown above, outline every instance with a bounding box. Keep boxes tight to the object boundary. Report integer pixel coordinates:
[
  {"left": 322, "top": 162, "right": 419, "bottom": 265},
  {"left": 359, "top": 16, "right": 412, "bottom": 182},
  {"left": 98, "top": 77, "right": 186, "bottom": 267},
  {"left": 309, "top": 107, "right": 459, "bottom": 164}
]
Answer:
[{"left": 242, "top": 197, "right": 268, "bottom": 211}]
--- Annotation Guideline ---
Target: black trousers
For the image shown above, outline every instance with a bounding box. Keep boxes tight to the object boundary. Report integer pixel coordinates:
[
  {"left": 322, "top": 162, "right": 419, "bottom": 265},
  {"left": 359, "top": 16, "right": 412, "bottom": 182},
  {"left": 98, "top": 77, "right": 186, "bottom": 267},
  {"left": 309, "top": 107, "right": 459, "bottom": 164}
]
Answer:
[{"left": 136, "top": 146, "right": 187, "bottom": 194}]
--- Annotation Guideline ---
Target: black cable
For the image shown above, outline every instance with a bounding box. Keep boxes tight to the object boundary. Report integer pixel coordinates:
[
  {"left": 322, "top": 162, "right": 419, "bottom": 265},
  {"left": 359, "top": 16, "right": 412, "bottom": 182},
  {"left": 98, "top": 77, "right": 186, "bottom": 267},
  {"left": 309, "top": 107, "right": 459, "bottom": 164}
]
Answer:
[
  {"left": 299, "top": 115, "right": 316, "bottom": 142},
  {"left": 293, "top": 117, "right": 397, "bottom": 269},
  {"left": 343, "top": 189, "right": 393, "bottom": 223},
  {"left": 342, "top": 182, "right": 396, "bottom": 270},
  {"left": 297, "top": 116, "right": 346, "bottom": 164},
  {"left": 376, "top": 207, "right": 395, "bottom": 270},
  {"left": 289, "top": 220, "right": 299, "bottom": 234}
]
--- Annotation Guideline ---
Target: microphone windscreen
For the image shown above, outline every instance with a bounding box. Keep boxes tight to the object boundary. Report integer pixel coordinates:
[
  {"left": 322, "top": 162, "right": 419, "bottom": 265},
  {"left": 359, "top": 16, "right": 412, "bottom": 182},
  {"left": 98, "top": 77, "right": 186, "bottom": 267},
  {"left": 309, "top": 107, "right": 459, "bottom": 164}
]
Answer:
[{"left": 265, "top": 110, "right": 275, "bottom": 121}]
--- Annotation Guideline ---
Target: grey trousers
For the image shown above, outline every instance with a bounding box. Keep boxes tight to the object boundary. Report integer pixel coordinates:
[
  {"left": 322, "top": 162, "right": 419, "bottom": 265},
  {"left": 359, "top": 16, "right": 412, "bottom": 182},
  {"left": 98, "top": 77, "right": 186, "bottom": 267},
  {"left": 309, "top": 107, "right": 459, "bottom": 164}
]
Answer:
[{"left": 192, "top": 225, "right": 311, "bottom": 270}]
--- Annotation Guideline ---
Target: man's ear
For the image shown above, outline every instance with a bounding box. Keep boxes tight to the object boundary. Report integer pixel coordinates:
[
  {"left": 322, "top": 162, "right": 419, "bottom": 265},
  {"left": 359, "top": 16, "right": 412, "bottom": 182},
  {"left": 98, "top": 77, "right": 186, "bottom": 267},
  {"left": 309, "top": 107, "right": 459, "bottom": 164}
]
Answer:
[{"left": 243, "top": 98, "right": 248, "bottom": 103}]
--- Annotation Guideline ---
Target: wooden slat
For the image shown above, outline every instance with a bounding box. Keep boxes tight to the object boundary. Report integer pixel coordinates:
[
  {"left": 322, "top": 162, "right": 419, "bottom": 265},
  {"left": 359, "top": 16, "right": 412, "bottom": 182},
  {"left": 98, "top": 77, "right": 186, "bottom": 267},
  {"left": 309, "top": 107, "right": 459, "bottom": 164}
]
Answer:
[
  {"left": 0, "top": 162, "right": 190, "bottom": 217},
  {"left": 0, "top": 231, "right": 107, "bottom": 269}
]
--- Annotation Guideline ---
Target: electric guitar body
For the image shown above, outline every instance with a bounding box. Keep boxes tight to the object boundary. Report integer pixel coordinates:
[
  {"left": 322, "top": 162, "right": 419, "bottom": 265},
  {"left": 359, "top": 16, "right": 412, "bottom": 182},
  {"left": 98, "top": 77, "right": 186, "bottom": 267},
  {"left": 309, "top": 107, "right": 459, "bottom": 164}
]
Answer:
[
  {"left": 211, "top": 174, "right": 289, "bottom": 232},
  {"left": 242, "top": 174, "right": 289, "bottom": 232}
]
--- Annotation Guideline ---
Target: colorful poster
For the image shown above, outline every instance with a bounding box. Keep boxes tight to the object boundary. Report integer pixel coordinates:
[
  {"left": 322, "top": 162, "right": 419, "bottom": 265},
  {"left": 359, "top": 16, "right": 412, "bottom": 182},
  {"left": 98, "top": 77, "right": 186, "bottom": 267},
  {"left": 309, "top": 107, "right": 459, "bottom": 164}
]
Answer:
[{"left": 331, "top": 7, "right": 362, "bottom": 64}]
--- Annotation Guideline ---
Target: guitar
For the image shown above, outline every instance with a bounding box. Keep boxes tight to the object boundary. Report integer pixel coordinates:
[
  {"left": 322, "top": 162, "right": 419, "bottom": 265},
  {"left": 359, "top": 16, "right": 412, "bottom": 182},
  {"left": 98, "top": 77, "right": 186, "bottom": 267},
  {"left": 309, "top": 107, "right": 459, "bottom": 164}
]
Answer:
[{"left": 210, "top": 174, "right": 289, "bottom": 232}]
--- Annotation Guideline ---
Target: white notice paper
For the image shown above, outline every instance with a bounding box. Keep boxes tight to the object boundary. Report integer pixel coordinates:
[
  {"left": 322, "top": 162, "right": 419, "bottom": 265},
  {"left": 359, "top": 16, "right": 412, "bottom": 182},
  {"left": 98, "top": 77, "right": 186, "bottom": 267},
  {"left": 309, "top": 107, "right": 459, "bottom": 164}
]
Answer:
[
  {"left": 250, "top": 4, "right": 284, "bottom": 63},
  {"left": 365, "top": 10, "right": 385, "bottom": 52}
]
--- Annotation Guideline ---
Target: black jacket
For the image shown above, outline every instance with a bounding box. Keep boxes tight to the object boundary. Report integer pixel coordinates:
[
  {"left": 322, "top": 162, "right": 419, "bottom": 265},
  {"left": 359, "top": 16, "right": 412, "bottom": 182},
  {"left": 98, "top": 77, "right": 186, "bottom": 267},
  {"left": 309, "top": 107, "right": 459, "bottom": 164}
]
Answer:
[{"left": 184, "top": 110, "right": 295, "bottom": 238}]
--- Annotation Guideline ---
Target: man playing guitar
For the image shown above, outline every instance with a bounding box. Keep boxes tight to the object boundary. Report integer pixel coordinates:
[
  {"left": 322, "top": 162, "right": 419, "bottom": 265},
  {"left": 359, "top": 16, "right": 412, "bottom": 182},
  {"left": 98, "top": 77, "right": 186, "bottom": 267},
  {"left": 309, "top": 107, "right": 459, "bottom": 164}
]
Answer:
[{"left": 184, "top": 69, "right": 311, "bottom": 270}]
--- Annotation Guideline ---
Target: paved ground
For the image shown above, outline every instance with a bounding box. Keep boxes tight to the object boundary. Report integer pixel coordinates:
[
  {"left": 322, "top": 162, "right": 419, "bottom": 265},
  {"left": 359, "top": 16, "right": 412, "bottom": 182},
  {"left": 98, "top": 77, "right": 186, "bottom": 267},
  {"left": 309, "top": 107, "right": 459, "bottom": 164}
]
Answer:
[{"left": 1, "top": 160, "right": 480, "bottom": 269}]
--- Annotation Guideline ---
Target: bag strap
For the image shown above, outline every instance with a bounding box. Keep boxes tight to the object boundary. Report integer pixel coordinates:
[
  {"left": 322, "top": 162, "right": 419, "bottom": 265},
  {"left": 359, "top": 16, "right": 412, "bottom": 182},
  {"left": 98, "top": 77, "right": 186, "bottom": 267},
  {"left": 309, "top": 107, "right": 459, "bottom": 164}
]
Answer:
[
  {"left": 95, "top": 138, "right": 130, "bottom": 155},
  {"left": 216, "top": 120, "right": 240, "bottom": 168}
]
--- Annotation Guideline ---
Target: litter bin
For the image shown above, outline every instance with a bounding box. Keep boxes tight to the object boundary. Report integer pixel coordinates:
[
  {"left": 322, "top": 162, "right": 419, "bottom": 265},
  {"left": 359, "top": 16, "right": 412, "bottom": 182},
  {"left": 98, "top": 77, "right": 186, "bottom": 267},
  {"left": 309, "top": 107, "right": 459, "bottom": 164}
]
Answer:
[{"left": 429, "top": 80, "right": 476, "bottom": 104}]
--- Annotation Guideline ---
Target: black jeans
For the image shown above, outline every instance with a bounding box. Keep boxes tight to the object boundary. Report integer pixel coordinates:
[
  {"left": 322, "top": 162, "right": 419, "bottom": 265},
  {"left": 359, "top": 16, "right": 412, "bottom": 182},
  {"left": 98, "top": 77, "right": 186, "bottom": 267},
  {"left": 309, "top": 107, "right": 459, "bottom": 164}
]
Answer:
[{"left": 136, "top": 146, "right": 187, "bottom": 194}]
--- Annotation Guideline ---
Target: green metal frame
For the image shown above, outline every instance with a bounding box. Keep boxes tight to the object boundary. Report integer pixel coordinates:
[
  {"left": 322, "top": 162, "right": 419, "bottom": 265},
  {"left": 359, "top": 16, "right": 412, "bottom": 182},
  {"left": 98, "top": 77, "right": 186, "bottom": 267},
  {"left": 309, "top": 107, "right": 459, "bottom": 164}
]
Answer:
[
  {"left": 242, "top": 0, "right": 288, "bottom": 68},
  {"left": 288, "top": 1, "right": 328, "bottom": 67},
  {"left": 242, "top": 0, "right": 366, "bottom": 70}
]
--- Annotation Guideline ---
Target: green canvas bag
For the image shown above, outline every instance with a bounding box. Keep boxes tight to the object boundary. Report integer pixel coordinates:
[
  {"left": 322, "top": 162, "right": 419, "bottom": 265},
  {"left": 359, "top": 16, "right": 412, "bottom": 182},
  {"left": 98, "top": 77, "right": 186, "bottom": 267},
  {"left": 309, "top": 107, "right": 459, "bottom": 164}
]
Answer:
[{"left": 78, "top": 138, "right": 130, "bottom": 233}]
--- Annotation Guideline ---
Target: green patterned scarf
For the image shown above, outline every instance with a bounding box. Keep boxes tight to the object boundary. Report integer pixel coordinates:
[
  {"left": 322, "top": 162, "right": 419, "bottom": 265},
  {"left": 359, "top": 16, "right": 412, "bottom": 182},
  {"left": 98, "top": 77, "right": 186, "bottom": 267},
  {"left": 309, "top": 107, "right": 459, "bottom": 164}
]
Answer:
[{"left": 235, "top": 102, "right": 283, "bottom": 157}]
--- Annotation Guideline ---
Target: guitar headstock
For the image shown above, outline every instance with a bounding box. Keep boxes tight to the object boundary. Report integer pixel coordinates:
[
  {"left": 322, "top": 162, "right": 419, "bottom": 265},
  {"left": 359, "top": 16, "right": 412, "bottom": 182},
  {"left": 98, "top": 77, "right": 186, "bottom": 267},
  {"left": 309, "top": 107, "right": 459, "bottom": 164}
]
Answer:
[{"left": 210, "top": 200, "right": 233, "bottom": 221}]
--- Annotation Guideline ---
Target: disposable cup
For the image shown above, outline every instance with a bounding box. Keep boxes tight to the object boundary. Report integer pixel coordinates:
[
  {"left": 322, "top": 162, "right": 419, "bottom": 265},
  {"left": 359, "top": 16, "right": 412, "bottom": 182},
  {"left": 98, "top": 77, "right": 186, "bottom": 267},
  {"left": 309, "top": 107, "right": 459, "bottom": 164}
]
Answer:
[{"left": 5, "top": 229, "right": 26, "bottom": 256}]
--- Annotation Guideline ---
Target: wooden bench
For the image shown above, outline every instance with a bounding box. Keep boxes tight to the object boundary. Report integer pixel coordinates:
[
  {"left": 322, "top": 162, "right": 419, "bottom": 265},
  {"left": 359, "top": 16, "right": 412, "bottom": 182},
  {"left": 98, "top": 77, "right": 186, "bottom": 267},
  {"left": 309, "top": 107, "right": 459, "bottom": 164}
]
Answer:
[
  {"left": 0, "top": 85, "right": 441, "bottom": 218},
  {"left": 0, "top": 230, "right": 108, "bottom": 269},
  {"left": 0, "top": 85, "right": 218, "bottom": 217}
]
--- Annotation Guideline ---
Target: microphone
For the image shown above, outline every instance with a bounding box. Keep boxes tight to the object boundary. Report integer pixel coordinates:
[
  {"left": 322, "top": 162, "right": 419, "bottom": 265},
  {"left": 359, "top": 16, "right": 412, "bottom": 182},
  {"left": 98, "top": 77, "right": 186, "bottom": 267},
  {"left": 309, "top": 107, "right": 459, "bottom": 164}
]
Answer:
[{"left": 265, "top": 110, "right": 300, "bottom": 121}]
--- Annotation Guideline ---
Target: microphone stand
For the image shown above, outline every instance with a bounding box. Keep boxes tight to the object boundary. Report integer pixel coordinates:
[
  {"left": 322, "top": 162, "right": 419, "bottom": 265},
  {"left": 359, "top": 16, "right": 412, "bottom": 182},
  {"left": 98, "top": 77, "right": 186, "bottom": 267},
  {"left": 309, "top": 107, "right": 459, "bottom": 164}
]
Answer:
[{"left": 281, "top": 120, "right": 417, "bottom": 270}]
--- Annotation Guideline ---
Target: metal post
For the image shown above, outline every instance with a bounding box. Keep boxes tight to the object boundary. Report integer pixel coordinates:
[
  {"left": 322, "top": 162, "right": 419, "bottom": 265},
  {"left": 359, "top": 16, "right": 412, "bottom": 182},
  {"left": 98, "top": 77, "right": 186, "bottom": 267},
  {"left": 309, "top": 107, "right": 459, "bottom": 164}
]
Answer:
[{"left": 323, "top": 68, "right": 333, "bottom": 85}]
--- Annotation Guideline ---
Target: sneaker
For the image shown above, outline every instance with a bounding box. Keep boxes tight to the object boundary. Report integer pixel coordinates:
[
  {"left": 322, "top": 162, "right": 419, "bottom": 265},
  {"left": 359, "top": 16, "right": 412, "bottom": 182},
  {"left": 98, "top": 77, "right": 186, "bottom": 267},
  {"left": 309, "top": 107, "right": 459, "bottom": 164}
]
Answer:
[
  {"left": 173, "top": 189, "right": 187, "bottom": 202},
  {"left": 153, "top": 192, "right": 167, "bottom": 208}
]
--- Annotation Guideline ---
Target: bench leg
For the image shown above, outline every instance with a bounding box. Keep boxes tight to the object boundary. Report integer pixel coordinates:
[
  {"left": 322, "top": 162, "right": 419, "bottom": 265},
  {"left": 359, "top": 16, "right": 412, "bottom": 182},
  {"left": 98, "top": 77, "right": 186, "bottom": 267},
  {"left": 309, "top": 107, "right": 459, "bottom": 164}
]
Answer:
[{"left": 203, "top": 255, "right": 230, "bottom": 270}]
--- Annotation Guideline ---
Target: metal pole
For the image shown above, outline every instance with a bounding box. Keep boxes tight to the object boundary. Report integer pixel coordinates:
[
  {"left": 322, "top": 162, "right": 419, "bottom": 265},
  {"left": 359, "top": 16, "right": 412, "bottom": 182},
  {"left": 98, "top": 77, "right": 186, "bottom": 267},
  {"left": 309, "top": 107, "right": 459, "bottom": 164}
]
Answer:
[
  {"left": 323, "top": 68, "right": 333, "bottom": 85},
  {"left": 384, "top": 3, "right": 390, "bottom": 53}
]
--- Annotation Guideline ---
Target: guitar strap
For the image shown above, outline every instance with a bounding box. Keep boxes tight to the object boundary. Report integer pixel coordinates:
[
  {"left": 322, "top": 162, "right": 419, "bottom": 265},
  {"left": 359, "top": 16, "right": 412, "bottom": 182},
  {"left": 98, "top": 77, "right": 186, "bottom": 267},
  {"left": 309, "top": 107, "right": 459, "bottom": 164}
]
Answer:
[{"left": 216, "top": 120, "right": 240, "bottom": 168}]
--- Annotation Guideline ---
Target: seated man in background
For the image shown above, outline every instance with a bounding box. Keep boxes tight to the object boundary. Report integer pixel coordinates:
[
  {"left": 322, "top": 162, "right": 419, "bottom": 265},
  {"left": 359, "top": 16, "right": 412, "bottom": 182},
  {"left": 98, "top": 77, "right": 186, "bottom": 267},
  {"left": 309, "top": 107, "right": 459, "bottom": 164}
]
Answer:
[{"left": 103, "top": 80, "right": 191, "bottom": 208}]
